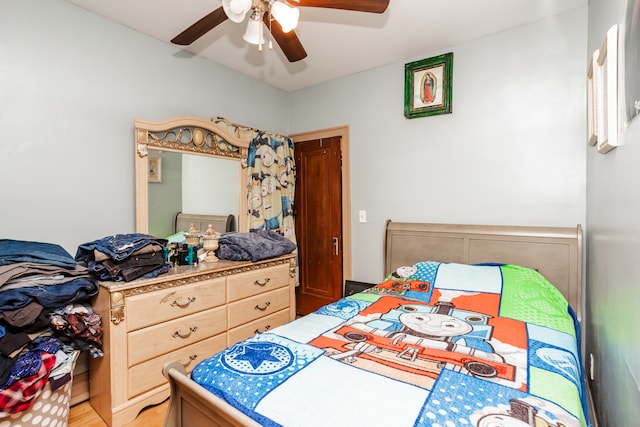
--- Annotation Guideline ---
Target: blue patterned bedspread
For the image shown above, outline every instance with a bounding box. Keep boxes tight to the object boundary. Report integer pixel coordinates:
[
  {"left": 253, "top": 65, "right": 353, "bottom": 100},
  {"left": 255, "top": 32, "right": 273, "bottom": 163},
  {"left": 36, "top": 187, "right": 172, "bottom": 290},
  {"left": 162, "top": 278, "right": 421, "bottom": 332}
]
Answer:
[{"left": 191, "top": 262, "right": 589, "bottom": 427}]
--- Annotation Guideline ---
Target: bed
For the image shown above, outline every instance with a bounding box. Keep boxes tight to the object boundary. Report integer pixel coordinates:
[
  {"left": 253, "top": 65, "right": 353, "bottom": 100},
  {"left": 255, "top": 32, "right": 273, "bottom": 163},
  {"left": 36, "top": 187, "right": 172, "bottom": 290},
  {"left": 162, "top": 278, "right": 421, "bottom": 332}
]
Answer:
[
  {"left": 162, "top": 221, "right": 593, "bottom": 427},
  {"left": 174, "top": 212, "right": 235, "bottom": 234}
]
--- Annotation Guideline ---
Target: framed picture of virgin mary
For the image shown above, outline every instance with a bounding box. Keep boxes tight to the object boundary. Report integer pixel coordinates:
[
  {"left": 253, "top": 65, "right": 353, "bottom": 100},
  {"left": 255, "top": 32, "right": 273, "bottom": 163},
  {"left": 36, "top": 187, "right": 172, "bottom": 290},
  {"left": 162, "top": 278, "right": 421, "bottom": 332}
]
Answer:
[{"left": 404, "top": 52, "right": 453, "bottom": 119}]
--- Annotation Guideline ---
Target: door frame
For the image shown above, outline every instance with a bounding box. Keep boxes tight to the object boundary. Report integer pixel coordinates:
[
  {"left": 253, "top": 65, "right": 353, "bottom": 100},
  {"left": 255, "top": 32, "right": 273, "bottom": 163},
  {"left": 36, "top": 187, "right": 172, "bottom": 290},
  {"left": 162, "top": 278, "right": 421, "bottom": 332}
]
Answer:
[{"left": 289, "top": 125, "right": 352, "bottom": 291}]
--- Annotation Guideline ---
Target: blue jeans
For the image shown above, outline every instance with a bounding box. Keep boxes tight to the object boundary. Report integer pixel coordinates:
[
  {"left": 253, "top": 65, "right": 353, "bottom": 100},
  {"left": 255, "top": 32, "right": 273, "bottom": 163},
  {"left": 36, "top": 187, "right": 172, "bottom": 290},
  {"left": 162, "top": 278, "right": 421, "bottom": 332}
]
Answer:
[
  {"left": 76, "top": 234, "right": 170, "bottom": 281},
  {"left": 0, "top": 240, "right": 77, "bottom": 269},
  {"left": 87, "top": 260, "right": 170, "bottom": 281},
  {"left": 75, "top": 233, "right": 167, "bottom": 262},
  {"left": 0, "top": 276, "right": 99, "bottom": 311}
]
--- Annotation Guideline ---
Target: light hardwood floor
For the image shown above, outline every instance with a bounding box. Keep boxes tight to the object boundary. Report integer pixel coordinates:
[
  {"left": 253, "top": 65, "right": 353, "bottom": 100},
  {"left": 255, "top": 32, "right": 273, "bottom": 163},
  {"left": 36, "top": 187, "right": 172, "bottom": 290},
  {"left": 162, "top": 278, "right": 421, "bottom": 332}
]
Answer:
[{"left": 69, "top": 400, "right": 169, "bottom": 427}]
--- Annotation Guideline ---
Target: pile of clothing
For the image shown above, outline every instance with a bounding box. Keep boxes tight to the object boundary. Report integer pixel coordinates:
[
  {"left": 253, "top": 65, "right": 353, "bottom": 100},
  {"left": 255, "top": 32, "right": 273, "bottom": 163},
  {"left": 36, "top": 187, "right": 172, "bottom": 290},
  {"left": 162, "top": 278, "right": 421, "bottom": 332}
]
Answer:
[
  {"left": 0, "top": 239, "right": 102, "bottom": 417},
  {"left": 75, "top": 233, "right": 170, "bottom": 282},
  {"left": 217, "top": 230, "right": 297, "bottom": 262}
]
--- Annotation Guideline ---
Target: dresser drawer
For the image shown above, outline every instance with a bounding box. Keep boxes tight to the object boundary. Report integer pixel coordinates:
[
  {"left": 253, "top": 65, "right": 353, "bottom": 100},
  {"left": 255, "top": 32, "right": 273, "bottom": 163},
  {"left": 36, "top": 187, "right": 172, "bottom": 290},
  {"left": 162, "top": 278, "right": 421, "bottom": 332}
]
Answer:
[
  {"left": 126, "top": 277, "right": 226, "bottom": 331},
  {"left": 128, "top": 306, "right": 226, "bottom": 366},
  {"left": 127, "top": 333, "right": 227, "bottom": 399},
  {"left": 227, "top": 309, "right": 291, "bottom": 345},
  {"left": 227, "top": 264, "right": 290, "bottom": 302},
  {"left": 228, "top": 287, "right": 289, "bottom": 328}
]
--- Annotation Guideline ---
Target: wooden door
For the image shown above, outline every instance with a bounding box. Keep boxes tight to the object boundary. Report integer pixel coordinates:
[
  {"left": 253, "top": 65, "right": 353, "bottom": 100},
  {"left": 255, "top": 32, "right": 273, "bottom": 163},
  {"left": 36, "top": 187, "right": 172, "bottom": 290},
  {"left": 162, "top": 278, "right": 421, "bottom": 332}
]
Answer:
[{"left": 294, "top": 136, "right": 343, "bottom": 315}]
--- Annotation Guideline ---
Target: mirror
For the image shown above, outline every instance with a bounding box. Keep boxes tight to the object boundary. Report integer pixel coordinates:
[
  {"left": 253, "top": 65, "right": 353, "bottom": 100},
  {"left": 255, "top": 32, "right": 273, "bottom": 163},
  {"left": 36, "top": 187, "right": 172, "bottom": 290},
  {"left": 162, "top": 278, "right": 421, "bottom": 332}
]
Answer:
[
  {"left": 147, "top": 149, "right": 239, "bottom": 238},
  {"left": 134, "top": 117, "right": 250, "bottom": 237}
]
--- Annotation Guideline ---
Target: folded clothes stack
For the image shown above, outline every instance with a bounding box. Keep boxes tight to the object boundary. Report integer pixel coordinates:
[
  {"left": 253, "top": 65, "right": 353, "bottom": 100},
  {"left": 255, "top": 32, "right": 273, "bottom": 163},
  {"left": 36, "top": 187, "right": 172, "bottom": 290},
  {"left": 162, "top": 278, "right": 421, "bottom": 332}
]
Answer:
[
  {"left": 0, "top": 239, "right": 103, "bottom": 417},
  {"left": 75, "top": 233, "right": 171, "bottom": 281}
]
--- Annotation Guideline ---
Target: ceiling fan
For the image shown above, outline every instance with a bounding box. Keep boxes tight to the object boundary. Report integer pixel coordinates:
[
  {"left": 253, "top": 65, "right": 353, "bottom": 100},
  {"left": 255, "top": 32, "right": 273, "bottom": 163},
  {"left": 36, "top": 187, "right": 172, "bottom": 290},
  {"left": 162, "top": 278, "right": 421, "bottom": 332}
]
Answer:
[{"left": 171, "top": 0, "right": 390, "bottom": 63}]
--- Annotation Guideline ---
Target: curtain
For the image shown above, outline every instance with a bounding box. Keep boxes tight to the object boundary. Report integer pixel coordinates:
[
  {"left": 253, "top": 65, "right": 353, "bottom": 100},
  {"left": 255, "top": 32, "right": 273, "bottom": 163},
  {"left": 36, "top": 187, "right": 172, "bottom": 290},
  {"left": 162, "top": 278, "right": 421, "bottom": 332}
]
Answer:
[{"left": 211, "top": 118, "right": 297, "bottom": 246}]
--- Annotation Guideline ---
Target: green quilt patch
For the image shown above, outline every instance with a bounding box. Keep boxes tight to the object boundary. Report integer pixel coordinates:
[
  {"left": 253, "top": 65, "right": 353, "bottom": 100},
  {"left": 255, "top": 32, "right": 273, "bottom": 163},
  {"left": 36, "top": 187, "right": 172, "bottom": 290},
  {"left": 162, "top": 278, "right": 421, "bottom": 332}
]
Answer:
[{"left": 499, "top": 265, "right": 576, "bottom": 337}]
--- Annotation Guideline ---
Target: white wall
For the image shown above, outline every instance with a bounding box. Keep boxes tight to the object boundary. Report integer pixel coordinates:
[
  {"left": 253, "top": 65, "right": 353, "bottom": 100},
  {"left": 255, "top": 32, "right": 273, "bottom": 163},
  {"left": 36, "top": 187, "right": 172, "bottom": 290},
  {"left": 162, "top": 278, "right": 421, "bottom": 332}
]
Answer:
[
  {"left": 290, "top": 8, "right": 588, "bottom": 284},
  {"left": 0, "top": 0, "right": 288, "bottom": 254},
  {"left": 586, "top": 0, "right": 640, "bottom": 425}
]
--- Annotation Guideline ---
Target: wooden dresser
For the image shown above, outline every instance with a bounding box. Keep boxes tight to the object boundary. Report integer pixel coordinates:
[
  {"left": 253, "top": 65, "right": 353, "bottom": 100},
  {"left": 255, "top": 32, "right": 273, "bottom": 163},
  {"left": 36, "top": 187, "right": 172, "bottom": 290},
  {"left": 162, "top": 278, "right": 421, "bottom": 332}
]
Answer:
[{"left": 89, "top": 254, "right": 296, "bottom": 427}]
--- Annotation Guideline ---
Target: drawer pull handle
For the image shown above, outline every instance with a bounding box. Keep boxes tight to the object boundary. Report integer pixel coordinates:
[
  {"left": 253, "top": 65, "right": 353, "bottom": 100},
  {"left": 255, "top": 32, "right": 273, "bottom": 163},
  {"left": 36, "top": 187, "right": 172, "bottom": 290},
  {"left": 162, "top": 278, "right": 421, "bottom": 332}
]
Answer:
[
  {"left": 180, "top": 354, "right": 198, "bottom": 367},
  {"left": 254, "top": 325, "right": 271, "bottom": 334},
  {"left": 255, "top": 301, "right": 271, "bottom": 311},
  {"left": 172, "top": 326, "right": 198, "bottom": 339},
  {"left": 170, "top": 296, "right": 196, "bottom": 308},
  {"left": 254, "top": 278, "right": 271, "bottom": 287}
]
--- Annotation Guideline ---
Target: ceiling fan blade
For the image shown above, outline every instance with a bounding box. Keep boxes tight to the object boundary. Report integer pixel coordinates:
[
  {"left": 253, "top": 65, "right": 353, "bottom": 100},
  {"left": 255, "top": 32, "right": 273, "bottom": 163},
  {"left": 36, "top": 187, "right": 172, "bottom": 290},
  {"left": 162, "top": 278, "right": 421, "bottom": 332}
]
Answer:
[
  {"left": 171, "top": 7, "right": 229, "bottom": 45},
  {"left": 287, "top": 0, "right": 389, "bottom": 14},
  {"left": 263, "top": 14, "right": 307, "bottom": 62}
]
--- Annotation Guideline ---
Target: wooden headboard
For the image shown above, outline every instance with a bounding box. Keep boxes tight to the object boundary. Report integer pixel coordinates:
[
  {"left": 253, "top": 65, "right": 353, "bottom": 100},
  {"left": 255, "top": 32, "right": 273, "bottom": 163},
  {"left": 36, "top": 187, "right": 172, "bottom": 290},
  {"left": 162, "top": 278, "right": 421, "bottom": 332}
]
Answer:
[
  {"left": 175, "top": 212, "right": 235, "bottom": 234},
  {"left": 384, "top": 221, "right": 583, "bottom": 321}
]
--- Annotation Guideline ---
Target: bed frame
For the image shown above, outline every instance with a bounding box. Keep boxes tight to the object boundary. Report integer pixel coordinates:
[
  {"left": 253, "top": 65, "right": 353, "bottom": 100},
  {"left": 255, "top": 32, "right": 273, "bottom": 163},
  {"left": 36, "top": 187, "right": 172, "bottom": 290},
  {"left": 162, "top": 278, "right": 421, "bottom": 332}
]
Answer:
[
  {"left": 384, "top": 221, "right": 583, "bottom": 321},
  {"left": 162, "top": 222, "right": 586, "bottom": 427},
  {"left": 174, "top": 212, "right": 235, "bottom": 234}
]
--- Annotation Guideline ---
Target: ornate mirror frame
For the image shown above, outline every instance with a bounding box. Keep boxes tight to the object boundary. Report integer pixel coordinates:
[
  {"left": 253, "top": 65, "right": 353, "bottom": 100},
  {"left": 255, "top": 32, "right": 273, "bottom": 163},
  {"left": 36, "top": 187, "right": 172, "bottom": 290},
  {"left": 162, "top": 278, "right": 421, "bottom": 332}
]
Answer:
[{"left": 134, "top": 116, "right": 250, "bottom": 234}]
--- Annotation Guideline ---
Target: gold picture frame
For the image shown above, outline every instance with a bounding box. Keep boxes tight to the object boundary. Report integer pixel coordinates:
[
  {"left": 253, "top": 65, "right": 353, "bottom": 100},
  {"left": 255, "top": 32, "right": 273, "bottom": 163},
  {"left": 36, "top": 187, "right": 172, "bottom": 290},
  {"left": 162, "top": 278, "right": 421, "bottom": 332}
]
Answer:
[{"left": 148, "top": 155, "right": 162, "bottom": 183}]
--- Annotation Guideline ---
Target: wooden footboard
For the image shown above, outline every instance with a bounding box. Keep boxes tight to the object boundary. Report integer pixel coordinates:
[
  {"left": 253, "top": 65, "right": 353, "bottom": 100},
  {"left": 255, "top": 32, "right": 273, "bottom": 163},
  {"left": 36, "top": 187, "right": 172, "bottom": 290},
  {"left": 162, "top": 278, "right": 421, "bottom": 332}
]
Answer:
[{"left": 162, "top": 361, "right": 260, "bottom": 427}]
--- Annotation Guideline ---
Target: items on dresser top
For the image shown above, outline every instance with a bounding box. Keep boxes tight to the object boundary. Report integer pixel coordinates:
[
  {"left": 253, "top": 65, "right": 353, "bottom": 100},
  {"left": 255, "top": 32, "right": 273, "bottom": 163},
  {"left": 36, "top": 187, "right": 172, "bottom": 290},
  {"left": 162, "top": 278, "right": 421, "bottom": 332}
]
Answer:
[
  {"left": 217, "top": 231, "right": 297, "bottom": 262},
  {"left": 0, "top": 239, "right": 102, "bottom": 419},
  {"left": 75, "top": 233, "right": 171, "bottom": 282}
]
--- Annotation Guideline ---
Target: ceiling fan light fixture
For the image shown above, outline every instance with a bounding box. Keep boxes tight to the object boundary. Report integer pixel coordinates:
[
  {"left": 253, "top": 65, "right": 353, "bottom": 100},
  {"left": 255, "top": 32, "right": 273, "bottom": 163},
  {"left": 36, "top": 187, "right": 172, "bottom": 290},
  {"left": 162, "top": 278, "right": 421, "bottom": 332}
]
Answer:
[
  {"left": 270, "top": 1, "right": 299, "bottom": 33},
  {"left": 243, "top": 11, "right": 265, "bottom": 46},
  {"left": 232, "top": 0, "right": 252, "bottom": 14},
  {"left": 222, "top": 0, "right": 251, "bottom": 23}
]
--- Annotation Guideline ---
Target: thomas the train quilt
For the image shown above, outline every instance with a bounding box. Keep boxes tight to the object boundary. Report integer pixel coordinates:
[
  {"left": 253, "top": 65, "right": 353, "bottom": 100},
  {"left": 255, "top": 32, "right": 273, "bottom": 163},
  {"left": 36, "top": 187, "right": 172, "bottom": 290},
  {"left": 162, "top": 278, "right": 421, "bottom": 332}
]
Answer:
[{"left": 191, "top": 261, "right": 589, "bottom": 427}]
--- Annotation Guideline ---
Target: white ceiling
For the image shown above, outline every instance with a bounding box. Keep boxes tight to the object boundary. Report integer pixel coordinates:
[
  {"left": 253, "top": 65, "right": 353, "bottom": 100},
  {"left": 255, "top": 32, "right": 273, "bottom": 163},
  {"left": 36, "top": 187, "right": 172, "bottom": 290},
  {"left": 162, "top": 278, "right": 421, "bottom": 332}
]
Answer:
[{"left": 65, "top": 0, "right": 587, "bottom": 92}]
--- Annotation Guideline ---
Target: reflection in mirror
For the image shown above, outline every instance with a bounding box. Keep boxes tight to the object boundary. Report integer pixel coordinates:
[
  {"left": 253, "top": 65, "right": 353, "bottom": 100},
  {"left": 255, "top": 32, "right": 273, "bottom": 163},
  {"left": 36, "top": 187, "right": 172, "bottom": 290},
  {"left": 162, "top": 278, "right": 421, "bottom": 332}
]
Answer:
[{"left": 148, "top": 149, "right": 239, "bottom": 239}]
